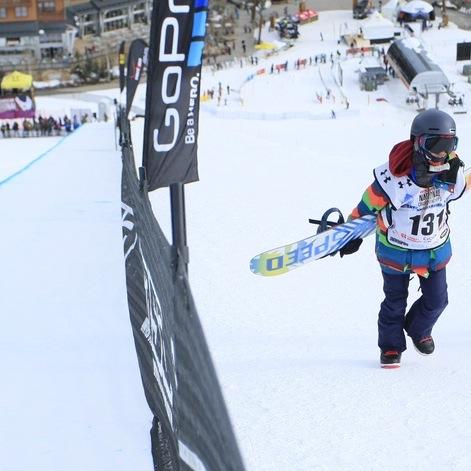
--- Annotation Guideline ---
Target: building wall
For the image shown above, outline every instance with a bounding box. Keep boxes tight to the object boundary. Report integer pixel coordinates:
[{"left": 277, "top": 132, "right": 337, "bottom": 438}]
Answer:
[
  {"left": 0, "top": 0, "right": 38, "bottom": 22},
  {"left": 38, "top": 0, "right": 65, "bottom": 21},
  {"left": 0, "top": 0, "right": 65, "bottom": 22}
]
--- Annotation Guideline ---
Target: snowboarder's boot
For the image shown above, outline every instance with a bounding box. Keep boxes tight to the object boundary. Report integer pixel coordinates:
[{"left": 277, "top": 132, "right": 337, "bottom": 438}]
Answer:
[
  {"left": 412, "top": 336, "right": 435, "bottom": 356},
  {"left": 380, "top": 350, "right": 401, "bottom": 369}
]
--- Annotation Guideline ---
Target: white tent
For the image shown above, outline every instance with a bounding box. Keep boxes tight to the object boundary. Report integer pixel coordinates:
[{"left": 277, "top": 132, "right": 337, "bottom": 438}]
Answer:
[
  {"left": 381, "top": 0, "right": 403, "bottom": 21},
  {"left": 361, "top": 11, "right": 396, "bottom": 42},
  {"left": 400, "top": 0, "right": 433, "bottom": 14},
  {"left": 362, "top": 24, "right": 396, "bottom": 42},
  {"left": 363, "top": 10, "right": 396, "bottom": 25}
]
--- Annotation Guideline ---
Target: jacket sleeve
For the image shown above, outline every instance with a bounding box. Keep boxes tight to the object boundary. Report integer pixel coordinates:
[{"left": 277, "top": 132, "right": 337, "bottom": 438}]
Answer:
[
  {"left": 447, "top": 166, "right": 467, "bottom": 202},
  {"left": 349, "top": 180, "right": 389, "bottom": 220}
]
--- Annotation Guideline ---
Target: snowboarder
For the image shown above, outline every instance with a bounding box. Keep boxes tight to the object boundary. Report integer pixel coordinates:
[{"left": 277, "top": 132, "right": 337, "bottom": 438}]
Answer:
[{"left": 341, "top": 109, "right": 467, "bottom": 369}]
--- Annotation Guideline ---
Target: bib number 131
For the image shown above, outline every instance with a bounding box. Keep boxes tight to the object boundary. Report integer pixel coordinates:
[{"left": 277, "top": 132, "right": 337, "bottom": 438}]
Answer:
[{"left": 409, "top": 209, "right": 445, "bottom": 236}]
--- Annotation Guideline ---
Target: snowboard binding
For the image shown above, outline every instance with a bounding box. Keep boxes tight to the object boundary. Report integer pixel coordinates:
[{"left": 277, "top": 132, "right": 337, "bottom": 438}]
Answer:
[{"left": 308, "top": 208, "right": 345, "bottom": 257}]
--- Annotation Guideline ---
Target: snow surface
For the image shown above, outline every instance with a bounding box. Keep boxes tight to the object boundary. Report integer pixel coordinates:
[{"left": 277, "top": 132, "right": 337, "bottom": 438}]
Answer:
[
  {"left": 2, "top": 8, "right": 471, "bottom": 471},
  {"left": 0, "top": 126, "right": 153, "bottom": 470}
]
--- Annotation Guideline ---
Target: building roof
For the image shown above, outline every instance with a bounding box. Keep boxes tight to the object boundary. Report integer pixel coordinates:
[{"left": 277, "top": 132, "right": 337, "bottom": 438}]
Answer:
[
  {"left": 40, "top": 21, "right": 70, "bottom": 33},
  {"left": 67, "top": 0, "right": 141, "bottom": 16},
  {"left": 67, "top": 2, "right": 99, "bottom": 15},
  {"left": 0, "top": 21, "right": 39, "bottom": 37},
  {"left": 91, "top": 0, "right": 138, "bottom": 9},
  {"left": 387, "top": 38, "right": 449, "bottom": 93},
  {"left": 364, "top": 66, "right": 388, "bottom": 77},
  {"left": 0, "top": 20, "right": 69, "bottom": 38}
]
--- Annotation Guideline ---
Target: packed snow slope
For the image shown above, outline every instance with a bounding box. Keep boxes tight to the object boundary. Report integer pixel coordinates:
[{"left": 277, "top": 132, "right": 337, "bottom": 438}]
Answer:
[
  {"left": 2, "top": 8, "right": 471, "bottom": 471},
  {"left": 130, "top": 9, "right": 471, "bottom": 471},
  {"left": 0, "top": 125, "right": 153, "bottom": 470}
]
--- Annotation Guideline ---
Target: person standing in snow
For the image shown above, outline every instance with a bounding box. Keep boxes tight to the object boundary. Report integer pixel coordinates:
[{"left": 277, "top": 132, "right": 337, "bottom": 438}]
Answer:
[{"left": 341, "top": 109, "right": 468, "bottom": 368}]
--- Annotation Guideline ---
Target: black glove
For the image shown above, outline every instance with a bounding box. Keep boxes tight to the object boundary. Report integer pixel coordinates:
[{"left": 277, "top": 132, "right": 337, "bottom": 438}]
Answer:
[
  {"left": 439, "top": 157, "right": 464, "bottom": 185},
  {"left": 339, "top": 238, "right": 363, "bottom": 257}
]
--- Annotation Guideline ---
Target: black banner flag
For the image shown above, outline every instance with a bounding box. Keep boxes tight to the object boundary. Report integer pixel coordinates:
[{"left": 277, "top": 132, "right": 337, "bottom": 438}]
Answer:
[
  {"left": 142, "top": 0, "right": 207, "bottom": 190},
  {"left": 126, "top": 38, "right": 148, "bottom": 115},
  {"left": 118, "top": 41, "right": 126, "bottom": 93},
  {"left": 121, "top": 122, "right": 246, "bottom": 470}
]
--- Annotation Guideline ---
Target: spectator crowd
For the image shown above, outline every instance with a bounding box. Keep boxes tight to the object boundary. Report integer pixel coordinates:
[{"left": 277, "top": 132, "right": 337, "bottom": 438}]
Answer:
[{"left": 0, "top": 113, "right": 98, "bottom": 139}]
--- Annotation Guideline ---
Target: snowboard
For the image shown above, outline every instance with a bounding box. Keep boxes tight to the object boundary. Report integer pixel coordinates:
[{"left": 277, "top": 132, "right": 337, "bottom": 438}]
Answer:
[
  {"left": 250, "top": 214, "right": 377, "bottom": 277},
  {"left": 250, "top": 168, "right": 471, "bottom": 277}
]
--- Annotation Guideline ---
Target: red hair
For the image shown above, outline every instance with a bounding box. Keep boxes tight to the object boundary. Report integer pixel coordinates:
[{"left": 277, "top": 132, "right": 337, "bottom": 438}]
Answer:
[{"left": 388, "top": 140, "right": 414, "bottom": 177}]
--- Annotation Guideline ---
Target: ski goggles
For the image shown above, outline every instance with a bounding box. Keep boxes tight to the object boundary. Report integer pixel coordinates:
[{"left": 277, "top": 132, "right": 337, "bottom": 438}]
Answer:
[{"left": 418, "top": 134, "right": 458, "bottom": 162}]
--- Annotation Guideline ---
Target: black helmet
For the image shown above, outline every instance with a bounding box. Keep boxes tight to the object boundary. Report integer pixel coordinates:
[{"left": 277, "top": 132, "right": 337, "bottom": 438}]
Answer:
[
  {"left": 410, "top": 109, "right": 456, "bottom": 140},
  {"left": 411, "top": 109, "right": 459, "bottom": 171}
]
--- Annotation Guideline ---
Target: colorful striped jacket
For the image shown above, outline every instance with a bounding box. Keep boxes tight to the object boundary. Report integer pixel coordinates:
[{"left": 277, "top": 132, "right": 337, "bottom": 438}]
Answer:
[{"left": 349, "top": 140, "right": 466, "bottom": 277}]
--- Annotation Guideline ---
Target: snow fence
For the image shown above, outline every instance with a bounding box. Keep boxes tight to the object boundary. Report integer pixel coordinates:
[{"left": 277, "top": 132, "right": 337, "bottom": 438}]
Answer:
[{"left": 119, "top": 113, "right": 245, "bottom": 471}]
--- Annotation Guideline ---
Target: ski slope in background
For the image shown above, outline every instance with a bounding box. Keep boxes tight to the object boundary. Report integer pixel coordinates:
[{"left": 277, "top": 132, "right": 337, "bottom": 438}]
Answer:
[{"left": 2, "top": 8, "right": 471, "bottom": 471}]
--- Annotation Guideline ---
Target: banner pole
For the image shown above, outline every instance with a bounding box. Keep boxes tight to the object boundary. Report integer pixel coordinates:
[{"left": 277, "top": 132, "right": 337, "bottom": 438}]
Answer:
[
  {"left": 113, "top": 104, "right": 118, "bottom": 151},
  {"left": 170, "top": 183, "right": 189, "bottom": 275}
]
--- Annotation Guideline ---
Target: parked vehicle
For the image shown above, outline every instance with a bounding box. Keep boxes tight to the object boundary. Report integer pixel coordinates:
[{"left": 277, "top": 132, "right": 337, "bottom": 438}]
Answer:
[
  {"left": 353, "top": 0, "right": 369, "bottom": 19},
  {"left": 275, "top": 17, "right": 300, "bottom": 39}
]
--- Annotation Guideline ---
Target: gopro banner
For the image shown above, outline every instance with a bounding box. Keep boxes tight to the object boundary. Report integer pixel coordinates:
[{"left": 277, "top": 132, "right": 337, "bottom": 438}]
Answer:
[
  {"left": 126, "top": 38, "right": 148, "bottom": 115},
  {"left": 120, "top": 118, "right": 245, "bottom": 470},
  {"left": 142, "top": 0, "right": 208, "bottom": 190},
  {"left": 118, "top": 41, "right": 126, "bottom": 93}
]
